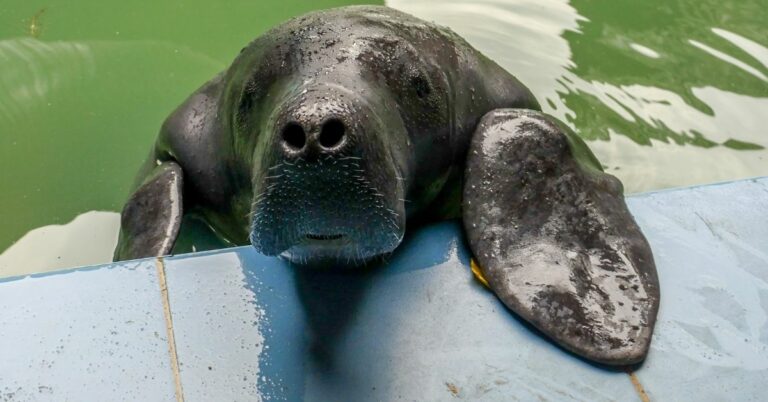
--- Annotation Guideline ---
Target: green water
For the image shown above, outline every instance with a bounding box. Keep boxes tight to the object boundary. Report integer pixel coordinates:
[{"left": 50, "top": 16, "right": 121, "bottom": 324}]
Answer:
[{"left": 1, "top": 0, "right": 766, "bottom": 275}]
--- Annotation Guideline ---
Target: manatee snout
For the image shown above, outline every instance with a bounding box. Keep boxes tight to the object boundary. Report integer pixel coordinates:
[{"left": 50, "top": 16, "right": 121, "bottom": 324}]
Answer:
[{"left": 249, "top": 83, "right": 408, "bottom": 266}]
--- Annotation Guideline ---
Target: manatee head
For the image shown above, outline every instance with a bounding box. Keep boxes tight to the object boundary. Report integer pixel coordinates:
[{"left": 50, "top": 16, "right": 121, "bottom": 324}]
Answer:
[{"left": 229, "top": 10, "right": 453, "bottom": 266}]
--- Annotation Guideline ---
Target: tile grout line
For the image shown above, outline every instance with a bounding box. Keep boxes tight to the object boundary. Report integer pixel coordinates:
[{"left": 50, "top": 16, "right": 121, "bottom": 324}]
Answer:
[
  {"left": 627, "top": 370, "right": 650, "bottom": 402},
  {"left": 155, "top": 256, "right": 185, "bottom": 402}
]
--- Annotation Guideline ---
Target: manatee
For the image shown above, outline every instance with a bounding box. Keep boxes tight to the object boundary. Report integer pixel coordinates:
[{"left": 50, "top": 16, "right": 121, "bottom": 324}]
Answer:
[{"left": 114, "top": 5, "right": 659, "bottom": 365}]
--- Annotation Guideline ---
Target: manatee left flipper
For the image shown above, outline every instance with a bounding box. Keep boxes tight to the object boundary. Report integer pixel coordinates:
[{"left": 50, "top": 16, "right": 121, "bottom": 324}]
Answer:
[
  {"left": 114, "top": 161, "right": 184, "bottom": 261},
  {"left": 462, "top": 109, "right": 659, "bottom": 366}
]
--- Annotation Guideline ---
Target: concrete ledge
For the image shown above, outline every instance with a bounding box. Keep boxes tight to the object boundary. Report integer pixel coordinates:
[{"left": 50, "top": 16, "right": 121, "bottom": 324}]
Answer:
[{"left": 1, "top": 177, "right": 767, "bottom": 401}]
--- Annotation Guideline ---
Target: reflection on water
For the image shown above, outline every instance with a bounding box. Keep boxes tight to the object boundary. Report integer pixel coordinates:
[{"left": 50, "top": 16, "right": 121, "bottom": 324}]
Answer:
[
  {"left": 1, "top": 0, "right": 767, "bottom": 274},
  {"left": 0, "top": 38, "right": 95, "bottom": 124},
  {"left": 389, "top": 0, "right": 582, "bottom": 123},
  {"left": 389, "top": 0, "right": 768, "bottom": 192},
  {"left": 0, "top": 37, "right": 224, "bottom": 266}
]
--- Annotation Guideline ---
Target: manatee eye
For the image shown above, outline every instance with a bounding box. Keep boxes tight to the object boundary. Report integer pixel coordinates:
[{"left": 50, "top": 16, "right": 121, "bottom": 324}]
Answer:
[{"left": 411, "top": 76, "right": 431, "bottom": 99}]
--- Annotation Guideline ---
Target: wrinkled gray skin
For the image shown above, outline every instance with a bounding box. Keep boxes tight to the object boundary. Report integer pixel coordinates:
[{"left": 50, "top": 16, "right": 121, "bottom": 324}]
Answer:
[
  {"left": 464, "top": 110, "right": 659, "bottom": 365},
  {"left": 114, "top": 6, "right": 659, "bottom": 366}
]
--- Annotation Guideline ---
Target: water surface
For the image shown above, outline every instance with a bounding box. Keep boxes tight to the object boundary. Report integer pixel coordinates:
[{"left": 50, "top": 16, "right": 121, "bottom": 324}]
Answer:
[
  {"left": 391, "top": 0, "right": 768, "bottom": 190},
  {"left": 0, "top": 0, "right": 378, "bottom": 274}
]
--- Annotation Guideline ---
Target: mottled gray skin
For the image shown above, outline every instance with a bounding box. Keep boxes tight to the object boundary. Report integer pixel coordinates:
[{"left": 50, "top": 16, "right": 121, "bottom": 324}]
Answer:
[
  {"left": 114, "top": 6, "right": 659, "bottom": 366},
  {"left": 463, "top": 110, "right": 659, "bottom": 365}
]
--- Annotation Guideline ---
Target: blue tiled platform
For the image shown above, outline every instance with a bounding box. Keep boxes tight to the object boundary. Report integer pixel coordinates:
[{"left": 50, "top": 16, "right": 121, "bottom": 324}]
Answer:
[{"left": 2, "top": 177, "right": 767, "bottom": 401}]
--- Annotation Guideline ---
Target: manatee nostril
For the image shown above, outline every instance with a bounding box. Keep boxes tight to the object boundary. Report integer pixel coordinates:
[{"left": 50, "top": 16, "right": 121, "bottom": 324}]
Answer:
[
  {"left": 281, "top": 122, "right": 306, "bottom": 150},
  {"left": 319, "top": 119, "right": 346, "bottom": 149}
]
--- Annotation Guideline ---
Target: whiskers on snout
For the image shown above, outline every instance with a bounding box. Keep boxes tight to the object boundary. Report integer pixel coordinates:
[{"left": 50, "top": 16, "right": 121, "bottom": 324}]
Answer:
[
  {"left": 305, "top": 233, "right": 344, "bottom": 241},
  {"left": 249, "top": 156, "right": 405, "bottom": 267},
  {"left": 279, "top": 242, "right": 397, "bottom": 268}
]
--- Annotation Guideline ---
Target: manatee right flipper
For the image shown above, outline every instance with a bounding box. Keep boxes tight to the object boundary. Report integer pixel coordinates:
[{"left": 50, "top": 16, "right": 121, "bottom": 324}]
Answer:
[
  {"left": 114, "top": 161, "right": 184, "bottom": 261},
  {"left": 462, "top": 109, "right": 659, "bottom": 365}
]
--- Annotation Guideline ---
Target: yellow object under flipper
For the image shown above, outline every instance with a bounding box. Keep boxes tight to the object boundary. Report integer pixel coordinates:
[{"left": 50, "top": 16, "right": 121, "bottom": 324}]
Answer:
[{"left": 470, "top": 259, "right": 490, "bottom": 289}]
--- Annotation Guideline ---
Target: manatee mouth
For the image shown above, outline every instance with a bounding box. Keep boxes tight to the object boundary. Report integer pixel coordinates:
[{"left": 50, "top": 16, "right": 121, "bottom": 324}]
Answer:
[{"left": 305, "top": 233, "right": 345, "bottom": 241}]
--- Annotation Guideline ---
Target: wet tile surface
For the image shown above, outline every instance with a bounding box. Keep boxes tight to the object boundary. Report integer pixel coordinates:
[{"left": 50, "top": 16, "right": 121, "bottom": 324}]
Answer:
[
  {"left": 163, "top": 251, "right": 268, "bottom": 401},
  {"left": 164, "top": 233, "right": 645, "bottom": 401},
  {"left": 162, "top": 177, "right": 768, "bottom": 401},
  {"left": 0, "top": 260, "right": 175, "bottom": 402},
  {"left": 627, "top": 178, "right": 768, "bottom": 401},
  {"left": 1, "top": 177, "right": 766, "bottom": 401}
]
